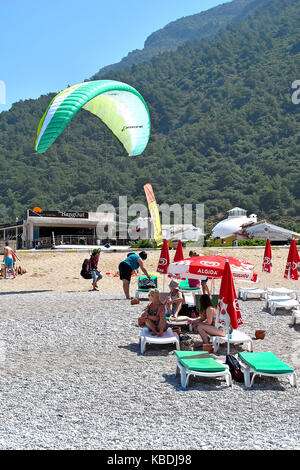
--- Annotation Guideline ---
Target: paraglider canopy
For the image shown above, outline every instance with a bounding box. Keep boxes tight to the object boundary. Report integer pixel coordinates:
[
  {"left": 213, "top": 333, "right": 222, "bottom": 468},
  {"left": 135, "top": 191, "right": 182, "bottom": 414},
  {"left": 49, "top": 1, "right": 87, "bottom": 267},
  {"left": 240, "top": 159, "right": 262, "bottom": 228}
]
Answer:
[{"left": 35, "top": 80, "right": 151, "bottom": 156}]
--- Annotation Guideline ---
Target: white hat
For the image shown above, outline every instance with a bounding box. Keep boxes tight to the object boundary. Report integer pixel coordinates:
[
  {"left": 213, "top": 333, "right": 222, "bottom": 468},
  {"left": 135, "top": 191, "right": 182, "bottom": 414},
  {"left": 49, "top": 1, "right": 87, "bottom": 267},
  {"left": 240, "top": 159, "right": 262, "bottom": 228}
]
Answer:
[{"left": 169, "top": 279, "right": 179, "bottom": 289}]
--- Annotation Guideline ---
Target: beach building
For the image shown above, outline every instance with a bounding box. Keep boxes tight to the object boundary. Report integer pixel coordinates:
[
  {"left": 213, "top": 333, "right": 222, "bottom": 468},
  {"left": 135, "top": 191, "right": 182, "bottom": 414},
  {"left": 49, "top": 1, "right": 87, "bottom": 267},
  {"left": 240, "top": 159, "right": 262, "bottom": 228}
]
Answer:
[
  {"left": 0, "top": 209, "right": 117, "bottom": 250},
  {"left": 212, "top": 207, "right": 300, "bottom": 243},
  {"left": 129, "top": 217, "right": 204, "bottom": 244}
]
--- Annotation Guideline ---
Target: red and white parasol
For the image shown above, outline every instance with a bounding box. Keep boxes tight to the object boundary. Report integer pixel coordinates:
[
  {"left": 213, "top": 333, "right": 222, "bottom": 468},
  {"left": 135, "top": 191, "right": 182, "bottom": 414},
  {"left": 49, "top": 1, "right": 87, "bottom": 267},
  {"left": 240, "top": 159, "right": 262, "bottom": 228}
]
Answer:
[
  {"left": 157, "top": 239, "right": 170, "bottom": 274},
  {"left": 173, "top": 240, "right": 184, "bottom": 263},
  {"left": 167, "top": 255, "right": 257, "bottom": 282},
  {"left": 284, "top": 239, "right": 300, "bottom": 281},
  {"left": 157, "top": 239, "right": 170, "bottom": 290},
  {"left": 215, "top": 260, "right": 243, "bottom": 331},
  {"left": 262, "top": 238, "right": 272, "bottom": 274},
  {"left": 215, "top": 260, "right": 243, "bottom": 354}
]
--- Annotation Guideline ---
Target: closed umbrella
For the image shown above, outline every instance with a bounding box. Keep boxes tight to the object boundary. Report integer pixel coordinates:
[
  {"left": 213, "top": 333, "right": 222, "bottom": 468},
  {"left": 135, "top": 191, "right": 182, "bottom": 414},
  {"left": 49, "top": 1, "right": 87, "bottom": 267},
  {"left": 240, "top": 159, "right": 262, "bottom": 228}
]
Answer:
[
  {"left": 262, "top": 238, "right": 272, "bottom": 289},
  {"left": 157, "top": 239, "right": 170, "bottom": 291},
  {"left": 173, "top": 240, "right": 184, "bottom": 262},
  {"left": 284, "top": 239, "right": 300, "bottom": 281},
  {"left": 215, "top": 260, "right": 243, "bottom": 354}
]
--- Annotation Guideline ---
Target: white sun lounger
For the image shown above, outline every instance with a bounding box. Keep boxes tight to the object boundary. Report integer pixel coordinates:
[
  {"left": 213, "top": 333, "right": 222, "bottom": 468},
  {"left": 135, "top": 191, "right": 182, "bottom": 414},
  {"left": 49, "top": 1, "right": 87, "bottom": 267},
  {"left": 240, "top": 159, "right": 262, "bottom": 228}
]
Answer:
[
  {"left": 266, "top": 294, "right": 292, "bottom": 308},
  {"left": 174, "top": 351, "right": 232, "bottom": 388},
  {"left": 212, "top": 329, "right": 253, "bottom": 353},
  {"left": 140, "top": 327, "right": 180, "bottom": 355},
  {"left": 238, "top": 287, "right": 267, "bottom": 301},
  {"left": 266, "top": 296, "right": 299, "bottom": 315},
  {"left": 267, "top": 287, "right": 298, "bottom": 299},
  {"left": 238, "top": 352, "right": 297, "bottom": 388},
  {"left": 291, "top": 309, "right": 300, "bottom": 325}
]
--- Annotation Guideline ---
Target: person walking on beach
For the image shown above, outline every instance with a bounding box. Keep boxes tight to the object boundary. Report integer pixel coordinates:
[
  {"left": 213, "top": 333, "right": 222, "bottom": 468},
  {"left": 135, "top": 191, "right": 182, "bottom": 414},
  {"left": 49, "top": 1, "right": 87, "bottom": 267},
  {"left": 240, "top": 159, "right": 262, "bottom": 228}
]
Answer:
[
  {"left": 3, "top": 241, "right": 16, "bottom": 279},
  {"left": 90, "top": 249, "right": 102, "bottom": 291},
  {"left": 118, "top": 251, "right": 150, "bottom": 299}
]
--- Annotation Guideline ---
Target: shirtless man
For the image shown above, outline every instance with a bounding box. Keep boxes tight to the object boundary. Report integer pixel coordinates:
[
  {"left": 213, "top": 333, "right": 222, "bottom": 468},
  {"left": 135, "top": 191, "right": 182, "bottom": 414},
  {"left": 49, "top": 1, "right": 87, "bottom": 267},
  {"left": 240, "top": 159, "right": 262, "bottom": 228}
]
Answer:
[{"left": 3, "top": 241, "right": 15, "bottom": 279}]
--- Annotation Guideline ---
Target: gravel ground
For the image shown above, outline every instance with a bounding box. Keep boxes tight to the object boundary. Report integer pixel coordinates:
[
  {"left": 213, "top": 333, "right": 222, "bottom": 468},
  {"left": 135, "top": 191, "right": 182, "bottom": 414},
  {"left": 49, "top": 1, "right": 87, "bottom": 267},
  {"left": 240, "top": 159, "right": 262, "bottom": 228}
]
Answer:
[{"left": 0, "top": 291, "right": 299, "bottom": 450}]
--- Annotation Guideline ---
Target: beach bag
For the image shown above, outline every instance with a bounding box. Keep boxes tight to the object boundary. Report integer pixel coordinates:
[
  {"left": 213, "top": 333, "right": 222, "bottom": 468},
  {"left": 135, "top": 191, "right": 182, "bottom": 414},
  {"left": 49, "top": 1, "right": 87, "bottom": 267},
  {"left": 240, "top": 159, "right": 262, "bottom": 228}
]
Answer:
[
  {"left": 180, "top": 335, "right": 194, "bottom": 351},
  {"left": 80, "top": 259, "right": 92, "bottom": 279},
  {"left": 139, "top": 277, "right": 156, "bottom": 289},
  {"left": 226, "top": 354, "right": 244, "bottom": 383}
]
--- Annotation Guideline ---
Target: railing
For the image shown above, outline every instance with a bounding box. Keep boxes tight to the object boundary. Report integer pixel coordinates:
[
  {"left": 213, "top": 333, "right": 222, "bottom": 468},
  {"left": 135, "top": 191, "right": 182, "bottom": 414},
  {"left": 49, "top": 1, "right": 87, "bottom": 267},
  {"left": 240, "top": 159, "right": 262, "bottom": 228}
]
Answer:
[{"left": 32, "top": 235, "right": 129, "bottom": 248}]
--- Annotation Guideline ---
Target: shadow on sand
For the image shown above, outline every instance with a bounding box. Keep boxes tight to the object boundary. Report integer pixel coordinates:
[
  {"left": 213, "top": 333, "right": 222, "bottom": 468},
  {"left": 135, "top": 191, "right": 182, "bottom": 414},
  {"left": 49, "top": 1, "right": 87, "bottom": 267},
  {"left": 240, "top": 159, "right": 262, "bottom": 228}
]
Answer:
[{"left": 0, "top": 290, "right": 52, "bottom": 296}]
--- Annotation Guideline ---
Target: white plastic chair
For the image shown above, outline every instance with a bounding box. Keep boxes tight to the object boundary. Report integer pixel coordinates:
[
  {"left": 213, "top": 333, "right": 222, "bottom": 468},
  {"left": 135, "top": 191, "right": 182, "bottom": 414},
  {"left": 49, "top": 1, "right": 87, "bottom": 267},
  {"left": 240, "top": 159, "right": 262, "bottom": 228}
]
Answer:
[
  {"left": 212, "top": 329, "right": 253, "bottom": 353},
  {"left": 140, "top": 327, "right": 180, "bottom": 355}
]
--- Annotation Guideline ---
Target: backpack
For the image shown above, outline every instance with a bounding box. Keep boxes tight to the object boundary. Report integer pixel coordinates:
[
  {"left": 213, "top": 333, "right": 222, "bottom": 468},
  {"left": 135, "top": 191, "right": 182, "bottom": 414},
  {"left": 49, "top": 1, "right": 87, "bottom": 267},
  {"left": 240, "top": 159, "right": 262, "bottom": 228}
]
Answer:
[
  {"left": 226, "top": 354, "right": 244, "bottom": 383},
  {"left": 138, "top": 277, "right": 156, "bottom": 289},
  {"left": 80, "top": 259, "right": 92, "bottom": 279}
]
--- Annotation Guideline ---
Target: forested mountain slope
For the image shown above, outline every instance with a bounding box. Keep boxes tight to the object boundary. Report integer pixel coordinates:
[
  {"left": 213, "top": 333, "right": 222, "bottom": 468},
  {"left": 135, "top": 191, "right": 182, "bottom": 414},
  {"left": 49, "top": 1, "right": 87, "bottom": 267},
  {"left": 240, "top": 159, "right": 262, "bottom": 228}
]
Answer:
[
  {"left": 0, "top": 0, "right": 299, "bottom": 231},
  {"left": 93, "top": 0, "right": 260, "bottom": 77}
]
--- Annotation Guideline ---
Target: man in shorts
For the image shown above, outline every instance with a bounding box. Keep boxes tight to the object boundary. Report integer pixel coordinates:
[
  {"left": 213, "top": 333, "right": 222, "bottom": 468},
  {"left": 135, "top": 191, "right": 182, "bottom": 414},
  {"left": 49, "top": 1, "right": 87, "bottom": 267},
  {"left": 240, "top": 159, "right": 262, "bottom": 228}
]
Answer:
[
  {"left": 119, "top": 251, "right": 151, "bottom": 299},
  {"left": 3, "top": 241, "right": 16, "bottom": 279}
]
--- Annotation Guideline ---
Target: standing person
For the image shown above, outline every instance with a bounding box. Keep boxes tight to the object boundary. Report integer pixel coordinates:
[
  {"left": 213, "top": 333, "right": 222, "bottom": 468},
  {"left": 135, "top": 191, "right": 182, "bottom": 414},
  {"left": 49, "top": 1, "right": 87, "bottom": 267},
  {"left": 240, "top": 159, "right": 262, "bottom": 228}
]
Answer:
[
  {"left": 90, "top": 249, "right": 102, "bottom": 291},
  {"left": 3, "top": 241, "right": 16, "bottom": 279},
  {"left": 119, "top": 251, "right": 150, "bottom": 299},
  {"left": 188, "top": 251, "right": 201, "bottom": 289},
  {"left": 188, "top": 251, "right": 210, "bottom": 295}
]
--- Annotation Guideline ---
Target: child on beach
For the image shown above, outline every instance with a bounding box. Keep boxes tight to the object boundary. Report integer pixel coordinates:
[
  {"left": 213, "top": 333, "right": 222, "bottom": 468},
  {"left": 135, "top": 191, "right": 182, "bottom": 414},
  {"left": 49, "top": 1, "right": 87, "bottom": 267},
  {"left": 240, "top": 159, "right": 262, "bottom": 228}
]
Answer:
[{"left": 90, "top": 249, "right": 102, "bottom": 291}]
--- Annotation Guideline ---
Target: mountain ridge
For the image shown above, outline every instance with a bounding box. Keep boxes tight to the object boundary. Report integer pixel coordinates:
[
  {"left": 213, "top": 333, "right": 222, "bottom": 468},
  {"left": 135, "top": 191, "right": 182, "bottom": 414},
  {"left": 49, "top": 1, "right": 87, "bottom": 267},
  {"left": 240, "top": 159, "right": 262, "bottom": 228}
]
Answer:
[{"left": 92, "top": 0, "right": 261, "bottom": 78}]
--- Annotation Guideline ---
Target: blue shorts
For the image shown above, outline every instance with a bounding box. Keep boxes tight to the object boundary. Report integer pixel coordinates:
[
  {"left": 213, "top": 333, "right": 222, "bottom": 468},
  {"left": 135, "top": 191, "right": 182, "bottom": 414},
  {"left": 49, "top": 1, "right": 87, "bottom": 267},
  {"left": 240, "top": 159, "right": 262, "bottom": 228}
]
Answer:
[
  {"left": 5, "top": 257, "right": 13, "bottom": 267},
  {"left": 91, "top": 270, "right": 102, "bottom": 283},
  {"left": 201, "top": 278, "right": 208, "bottom": 285}
]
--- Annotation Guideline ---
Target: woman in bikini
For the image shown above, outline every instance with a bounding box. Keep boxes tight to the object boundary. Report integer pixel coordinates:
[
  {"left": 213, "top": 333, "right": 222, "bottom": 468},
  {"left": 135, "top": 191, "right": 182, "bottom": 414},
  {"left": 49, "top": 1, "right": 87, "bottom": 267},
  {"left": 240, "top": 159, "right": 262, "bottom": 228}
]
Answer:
[
  {"left": 141, "top": 289, "right": 167, "bottom": 337},
  {"left": 188, "top": 294, "right": 225, "bottom": 345}
]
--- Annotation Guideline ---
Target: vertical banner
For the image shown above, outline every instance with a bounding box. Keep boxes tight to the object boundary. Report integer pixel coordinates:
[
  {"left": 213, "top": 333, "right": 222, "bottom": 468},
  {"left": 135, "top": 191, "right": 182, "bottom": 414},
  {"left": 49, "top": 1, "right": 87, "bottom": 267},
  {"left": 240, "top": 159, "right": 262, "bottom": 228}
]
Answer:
[{"left": 144, "top": 183, "right": 163, "bottom": 246}]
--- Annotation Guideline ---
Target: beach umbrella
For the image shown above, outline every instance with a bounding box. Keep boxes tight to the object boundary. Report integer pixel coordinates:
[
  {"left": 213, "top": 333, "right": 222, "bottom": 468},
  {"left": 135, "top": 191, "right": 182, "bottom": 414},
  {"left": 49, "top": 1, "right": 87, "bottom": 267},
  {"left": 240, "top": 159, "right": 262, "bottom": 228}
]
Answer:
[
  {"left": 173, "top": 240, "right": 184, "bottom": 262},
  {"left": 262, "top": 239, "right": 272, "bottom": 274},
  {"left": 262, "top": 238, "right": 272, "bottom": 289},
  {"left": 284, "top": 239, "right": 300, "bottom": 281},
  {"left": 215, "top": 260, "right": 243, "bottom": 354},
  {"left": 167, "top": 255, "right": 257, "bottom": 282},
  {"left": 157, "top": 239, "right": 170, "bottom": 290}
]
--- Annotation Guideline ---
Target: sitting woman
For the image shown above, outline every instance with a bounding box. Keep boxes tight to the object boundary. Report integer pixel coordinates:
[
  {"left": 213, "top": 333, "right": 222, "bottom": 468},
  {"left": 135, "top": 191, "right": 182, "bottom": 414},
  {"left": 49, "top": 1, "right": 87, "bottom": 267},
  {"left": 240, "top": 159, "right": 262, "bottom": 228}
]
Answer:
[
  {"left": 140, "top": 289, "right": 167, "bottom": 337},
  {"left": 188, "top": 294, "right": 225, "bottom": 345}
]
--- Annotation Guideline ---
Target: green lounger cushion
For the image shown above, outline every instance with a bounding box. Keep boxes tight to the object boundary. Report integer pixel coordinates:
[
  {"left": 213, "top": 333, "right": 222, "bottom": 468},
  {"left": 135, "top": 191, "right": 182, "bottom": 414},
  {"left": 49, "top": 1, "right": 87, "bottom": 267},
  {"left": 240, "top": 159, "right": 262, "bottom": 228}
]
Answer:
[
  {"left": 175, "top": 351, "right": 226, "bottom": 372},
  {"left": 238, "top": 352, "right": 294, "bottom": 375},
  {"left": 179, "top": 280, "right": 200, "bottom": 290}
]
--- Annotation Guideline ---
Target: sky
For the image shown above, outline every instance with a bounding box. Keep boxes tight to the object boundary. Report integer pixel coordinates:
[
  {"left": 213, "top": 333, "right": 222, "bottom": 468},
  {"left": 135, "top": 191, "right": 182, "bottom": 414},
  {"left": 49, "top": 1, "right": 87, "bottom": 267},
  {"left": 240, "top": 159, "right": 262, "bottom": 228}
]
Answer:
[{"left": 0, "top": 0, "right": 230, "bottom": 111}]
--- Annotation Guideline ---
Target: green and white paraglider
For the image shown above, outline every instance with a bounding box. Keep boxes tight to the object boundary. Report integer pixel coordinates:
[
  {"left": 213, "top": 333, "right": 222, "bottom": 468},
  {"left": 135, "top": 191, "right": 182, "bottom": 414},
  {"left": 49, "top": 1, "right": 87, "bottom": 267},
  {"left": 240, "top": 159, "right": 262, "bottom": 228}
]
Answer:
[{"left": 35, "top": 80, "right": 151, "bottom": 156}]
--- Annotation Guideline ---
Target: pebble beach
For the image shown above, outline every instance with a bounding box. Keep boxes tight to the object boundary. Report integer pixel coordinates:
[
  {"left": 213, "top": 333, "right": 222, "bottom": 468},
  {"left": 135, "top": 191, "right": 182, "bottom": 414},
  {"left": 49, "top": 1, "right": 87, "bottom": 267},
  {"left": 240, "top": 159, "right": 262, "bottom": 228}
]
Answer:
[{"left": 0, "top": 248, "right": 299, "bottom": 450}]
